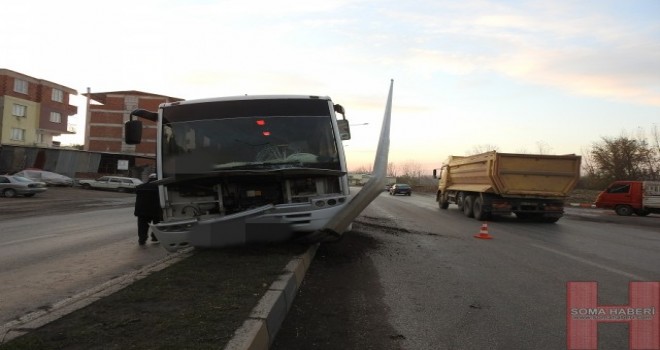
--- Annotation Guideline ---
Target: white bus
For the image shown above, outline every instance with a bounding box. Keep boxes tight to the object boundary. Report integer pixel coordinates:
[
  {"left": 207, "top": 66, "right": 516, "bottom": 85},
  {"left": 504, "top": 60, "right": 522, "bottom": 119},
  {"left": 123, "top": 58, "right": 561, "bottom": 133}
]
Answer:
[
  {"left": 126, "top": 83, "right": 393, "bottom": 252},
  {"left": 126, "top": 95, "right": 345, "bottom": 251}
]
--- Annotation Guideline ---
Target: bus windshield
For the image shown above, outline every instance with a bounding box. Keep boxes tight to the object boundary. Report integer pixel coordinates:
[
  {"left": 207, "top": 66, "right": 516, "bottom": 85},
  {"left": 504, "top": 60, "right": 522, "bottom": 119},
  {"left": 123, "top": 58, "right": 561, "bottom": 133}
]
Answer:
[{"left": 162, "top": 115, "right": 340, "bottom": 176}]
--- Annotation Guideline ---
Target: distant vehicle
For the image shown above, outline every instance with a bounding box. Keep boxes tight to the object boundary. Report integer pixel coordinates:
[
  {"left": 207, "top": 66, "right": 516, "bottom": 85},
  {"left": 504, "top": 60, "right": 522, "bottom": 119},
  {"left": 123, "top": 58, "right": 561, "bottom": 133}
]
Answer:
[
  {"left": 13, "top": 169, "right": 74, "bottom": 187},
  {"left": 78, "top": 176, "right": 143, "bottom": 192},
  {"left": 385, "top": 184, "right": 394, "bottom": 192},
  {"left": 594, "top": 181, "right": 660, "bottom": 216},
  {"left": 389, "top": 183, "right": 412, "bottom": 196},
  {"left": 0, "top": 175, "right": 48, "bottom": 197},
  {"left": 433, "top": 151, "right": 581, "bottom": 222}
]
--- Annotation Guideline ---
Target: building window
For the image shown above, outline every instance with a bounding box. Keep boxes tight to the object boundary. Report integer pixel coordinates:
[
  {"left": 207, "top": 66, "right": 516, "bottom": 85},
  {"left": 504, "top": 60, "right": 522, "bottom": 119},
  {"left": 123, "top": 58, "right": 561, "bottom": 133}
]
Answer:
[
  {"left": 50, "top": 111, "right": 62, "bottom": 123},
  {"left": 14, "top": 79, "right": 28, "bottom": 94},
  {"left": 12, "top": 104, "right": 27, "bottom": 117},
  {"left": 52, "top": 88, "right": 64, "bottom": 102},
  {"left": 37, "top": 133, "right": 44, "bottom": 144},
  {"left": 11, "top": 128, "right": 26, "bottom": 141}
]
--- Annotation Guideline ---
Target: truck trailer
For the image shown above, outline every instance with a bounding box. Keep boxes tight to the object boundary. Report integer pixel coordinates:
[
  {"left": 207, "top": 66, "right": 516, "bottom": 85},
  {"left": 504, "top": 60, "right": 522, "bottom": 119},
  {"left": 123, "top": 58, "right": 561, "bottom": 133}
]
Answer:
[
  {"left": 594, "top": 180, "right": 660, "bottom": 216},
  {"left": 433, "top": 151, "right": 581, "bottom": 222}
]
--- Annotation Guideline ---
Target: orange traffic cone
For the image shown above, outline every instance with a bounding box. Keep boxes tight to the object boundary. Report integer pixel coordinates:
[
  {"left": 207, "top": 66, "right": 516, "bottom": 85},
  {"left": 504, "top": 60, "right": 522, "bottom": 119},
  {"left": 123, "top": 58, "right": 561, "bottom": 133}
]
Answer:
[{"left": 474, "top": 222, "right": 493, "bottom": 239}]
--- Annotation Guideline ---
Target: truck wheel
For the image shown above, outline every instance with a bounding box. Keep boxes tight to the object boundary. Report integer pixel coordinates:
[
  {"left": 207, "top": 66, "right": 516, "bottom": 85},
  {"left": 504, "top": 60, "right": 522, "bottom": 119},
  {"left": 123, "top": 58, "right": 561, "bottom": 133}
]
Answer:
[
  {"left": 615, "top": 205, "right": 633, "bottom": 216},
  {"left": 440, "top": 199, "right": 449, "bottom": 210},
  {"left": 473, "top": 197, "right": 487, "bottom": 220},
  {"left": 463, "top": 195, "right": 475, "bottom": 218},
  {"left": 634, "top": 209, "right": 650, "bottom": 217},
  {"left": 457, "top": 193, "right": 465, "bottom": 211}
]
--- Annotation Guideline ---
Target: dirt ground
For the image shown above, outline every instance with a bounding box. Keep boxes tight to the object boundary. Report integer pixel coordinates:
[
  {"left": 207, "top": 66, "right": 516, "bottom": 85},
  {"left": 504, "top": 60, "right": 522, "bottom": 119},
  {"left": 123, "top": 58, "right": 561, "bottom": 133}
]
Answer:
[{"left": 272, "top": 219, "right": 404, "bottom": 349}]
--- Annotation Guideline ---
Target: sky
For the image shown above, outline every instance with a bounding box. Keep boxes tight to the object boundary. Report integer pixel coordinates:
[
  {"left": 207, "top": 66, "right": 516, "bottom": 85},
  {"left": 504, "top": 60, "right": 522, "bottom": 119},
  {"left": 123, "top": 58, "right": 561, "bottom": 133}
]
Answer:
[{"left": 2, "top": 0, "right": 658, "bottom": 174}]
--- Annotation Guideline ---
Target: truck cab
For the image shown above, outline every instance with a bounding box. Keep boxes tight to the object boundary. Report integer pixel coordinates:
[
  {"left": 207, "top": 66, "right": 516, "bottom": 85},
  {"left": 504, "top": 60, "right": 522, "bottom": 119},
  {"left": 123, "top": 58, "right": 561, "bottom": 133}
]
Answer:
[{"left": 595, "top": 181, "right": 644, "bottom": 216}]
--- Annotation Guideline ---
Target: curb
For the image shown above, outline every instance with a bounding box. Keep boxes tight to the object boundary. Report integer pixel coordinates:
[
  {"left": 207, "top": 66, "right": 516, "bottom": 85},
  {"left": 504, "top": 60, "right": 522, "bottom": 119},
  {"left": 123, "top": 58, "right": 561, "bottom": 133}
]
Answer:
[
  {"left": 224, "top": 243, "right": 319, "bottom": 350},
  {"left": 568, "top": 203, "right": 596, "bottom": 208},
  {"left": 0, "top": 247, "right": 195, "bottom": 344}
]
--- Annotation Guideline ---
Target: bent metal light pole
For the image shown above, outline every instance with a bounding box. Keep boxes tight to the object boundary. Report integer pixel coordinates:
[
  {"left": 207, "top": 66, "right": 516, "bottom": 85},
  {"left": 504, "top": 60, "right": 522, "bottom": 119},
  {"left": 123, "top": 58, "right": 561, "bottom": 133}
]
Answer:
[{"left": 312, "top": 79, "right": 393, "bottom": 241}]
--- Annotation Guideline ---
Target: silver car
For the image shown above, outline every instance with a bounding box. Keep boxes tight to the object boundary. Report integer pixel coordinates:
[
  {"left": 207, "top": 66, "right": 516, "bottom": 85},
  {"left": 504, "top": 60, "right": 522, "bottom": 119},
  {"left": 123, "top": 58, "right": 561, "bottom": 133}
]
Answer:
[
  {"left": 13, "top": 169, "right": 74, "bottom": 187},
  {"left": 78, "top": 176, "right": 143, "bottom": 192},
  {"left": 0, "top": 175, "right": 48, "bottom": 197}
]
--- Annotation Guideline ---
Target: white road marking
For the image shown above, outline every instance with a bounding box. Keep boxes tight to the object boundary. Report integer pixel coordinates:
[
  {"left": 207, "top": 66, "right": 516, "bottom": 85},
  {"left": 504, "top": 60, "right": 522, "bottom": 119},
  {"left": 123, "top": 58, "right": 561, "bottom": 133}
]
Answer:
[
  {"left": 0, "top": 234, "right": 62, "bottom": 247},
  {"left": 530, "top": 243, "right": 649, "bottom": 281}
]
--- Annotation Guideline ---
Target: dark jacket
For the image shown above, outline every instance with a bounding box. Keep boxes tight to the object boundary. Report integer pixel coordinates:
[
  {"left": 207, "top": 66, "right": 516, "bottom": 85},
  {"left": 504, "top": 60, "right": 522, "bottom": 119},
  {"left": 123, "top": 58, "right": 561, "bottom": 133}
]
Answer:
[{"left": 134, "top": 181, "right": 162, "bottom": 219}]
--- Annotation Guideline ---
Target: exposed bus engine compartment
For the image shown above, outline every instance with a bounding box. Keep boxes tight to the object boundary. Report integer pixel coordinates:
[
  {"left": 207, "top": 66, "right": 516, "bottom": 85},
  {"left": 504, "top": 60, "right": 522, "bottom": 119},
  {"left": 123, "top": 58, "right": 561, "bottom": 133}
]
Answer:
[
  {"left": 150, "top": 170, "right": 351, "bottom": 251},
  {"left": 162, "top": 174, "right": 345, "bottom": 219}
]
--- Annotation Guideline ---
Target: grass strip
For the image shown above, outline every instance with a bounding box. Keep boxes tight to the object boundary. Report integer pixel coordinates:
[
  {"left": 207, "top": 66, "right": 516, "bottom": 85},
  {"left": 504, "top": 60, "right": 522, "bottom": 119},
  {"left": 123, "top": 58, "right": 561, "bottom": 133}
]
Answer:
[{"left": 1, "top": 243, "right": 309, "bottom": 350}]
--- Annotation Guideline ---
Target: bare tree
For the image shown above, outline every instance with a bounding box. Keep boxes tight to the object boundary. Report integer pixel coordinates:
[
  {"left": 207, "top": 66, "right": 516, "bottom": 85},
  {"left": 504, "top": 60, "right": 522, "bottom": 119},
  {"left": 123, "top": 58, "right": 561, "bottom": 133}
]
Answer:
[
  {"left": 468, "top": 144, "right": 499, "bottom": 155},
  {"left": 512, "top": 141, "right": 552, "bottom": 155},
  {"left": 646, "top": 124, "right": 660, "bottom": 179},
  {"left": 536, "top": 141, "right": 553, "bottom": 154},
  {"left": 586, "top": 135, "right": 655, "bottom": 185},
  {"left": 398, "top": 161, "right": 424, "bottom": 185},
  {"left": 350, "top": 164, "right": 372, "bottom": 174},
  {"left": 387, "top": 162, "right": 398, "bottom": 177}
]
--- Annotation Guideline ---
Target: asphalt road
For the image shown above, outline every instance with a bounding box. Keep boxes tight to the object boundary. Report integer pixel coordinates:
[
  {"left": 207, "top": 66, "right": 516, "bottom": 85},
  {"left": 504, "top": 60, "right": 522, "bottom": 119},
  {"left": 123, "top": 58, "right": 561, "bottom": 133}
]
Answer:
[
  {"left": 0, "top": 188, "right": 169, "bottom": 327},
  {"left": 274, "top": 191, "right": 660, "bottom": 349}
]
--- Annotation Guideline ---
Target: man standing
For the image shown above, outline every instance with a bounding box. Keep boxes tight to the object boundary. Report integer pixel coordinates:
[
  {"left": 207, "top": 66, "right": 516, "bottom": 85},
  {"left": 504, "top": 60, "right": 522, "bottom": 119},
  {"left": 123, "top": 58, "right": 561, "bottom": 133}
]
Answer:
[{"left": 134, "top": 173, "right": 162, "bottom": 245}]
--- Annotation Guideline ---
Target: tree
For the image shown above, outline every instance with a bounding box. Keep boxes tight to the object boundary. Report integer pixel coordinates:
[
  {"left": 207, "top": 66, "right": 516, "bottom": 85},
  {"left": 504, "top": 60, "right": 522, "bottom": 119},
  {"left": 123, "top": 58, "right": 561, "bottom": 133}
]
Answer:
[
  {"left": 398, "top": 161, "right": 424, "bottom": 185},
  {"left": 350, "top": 164, "right": 372, "bottom": 173},
  {"left": 646, "top": 124, "right": 660, "bottom": 178},
  {"left": 536, "top": 141, "right": 553, "bottom": 155},
  {"left": 468, "top": 144, "right": 499, "bottom": 155},
  {"left": 583, "top": 133, "right": 659, "bottom": 188},
  {"left": 387, "top": 162, "right": 398, "bottom": 177}
]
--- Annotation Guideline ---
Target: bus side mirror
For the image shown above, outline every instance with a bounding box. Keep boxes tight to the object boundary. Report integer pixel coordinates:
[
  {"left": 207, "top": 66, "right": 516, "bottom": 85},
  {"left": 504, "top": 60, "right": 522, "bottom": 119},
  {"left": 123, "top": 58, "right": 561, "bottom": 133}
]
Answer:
[
  {"left": 337, "top": 119, "right": 351, "bottom": 140},
  {"left": 433, "top": 169, "right": 437, "bottom": 178},
  {"left": 125, "top": 120, "right": 143, "bottom": 144}
]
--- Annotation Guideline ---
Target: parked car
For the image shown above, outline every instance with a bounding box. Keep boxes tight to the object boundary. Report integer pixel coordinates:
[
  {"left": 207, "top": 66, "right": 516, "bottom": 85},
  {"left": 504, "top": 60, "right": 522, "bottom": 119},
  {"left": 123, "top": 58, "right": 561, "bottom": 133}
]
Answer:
[
  {"left": 13, "top": 169, "right": 74, "bottom": 187},
  {"left": 389, "top": 183, "right": 412, "bottom": 196},
  {"left": 78, "top": 176, "right": 143, "bottom": 192},
  {"left": 0, "top": 175, "right": 48, "bottom": 197}
]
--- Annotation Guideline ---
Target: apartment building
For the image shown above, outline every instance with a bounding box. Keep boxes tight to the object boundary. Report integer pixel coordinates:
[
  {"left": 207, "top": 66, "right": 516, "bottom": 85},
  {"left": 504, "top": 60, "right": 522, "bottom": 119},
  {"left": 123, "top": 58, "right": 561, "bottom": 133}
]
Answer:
[
  {"left": 83, "top": 90, "right": 183, "bottom": 167},
  {"left": 0, "top": 69, "right": 77, "bottom": 147}
]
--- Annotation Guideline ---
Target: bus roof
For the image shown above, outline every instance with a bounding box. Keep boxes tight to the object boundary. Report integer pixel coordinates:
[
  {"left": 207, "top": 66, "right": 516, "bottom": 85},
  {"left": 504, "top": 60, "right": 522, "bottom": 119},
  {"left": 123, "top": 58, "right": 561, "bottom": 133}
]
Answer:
[{"left": 160, "top": 94, "right": 332, "bottom": 108}]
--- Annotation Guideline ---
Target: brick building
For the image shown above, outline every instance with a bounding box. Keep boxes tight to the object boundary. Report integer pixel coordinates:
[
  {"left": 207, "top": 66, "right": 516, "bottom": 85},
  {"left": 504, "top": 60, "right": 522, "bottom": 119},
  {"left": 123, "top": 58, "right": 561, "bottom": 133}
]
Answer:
[
  {"left": 83, "top": 90, "right": 183, "bottom": 169},
  {"left": 0, "top": 68, "right": 77, "bottom": 147}
]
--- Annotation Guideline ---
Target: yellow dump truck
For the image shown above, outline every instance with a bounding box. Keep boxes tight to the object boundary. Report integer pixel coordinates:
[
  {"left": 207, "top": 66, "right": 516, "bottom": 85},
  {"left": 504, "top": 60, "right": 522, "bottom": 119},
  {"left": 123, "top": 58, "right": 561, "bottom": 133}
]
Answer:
[{"left": 432, "top": 151, "right": 581, "bottom": 222}]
